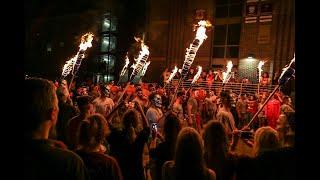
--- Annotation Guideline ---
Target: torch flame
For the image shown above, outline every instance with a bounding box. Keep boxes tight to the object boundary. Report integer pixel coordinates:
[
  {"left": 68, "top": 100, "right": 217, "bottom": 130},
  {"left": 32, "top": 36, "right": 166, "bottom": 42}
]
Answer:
[
  {"left": 191, "top": 66, "right": 202, "bottom": 84},
  {"left": 79, "top": 33, "right": 94, "bottom": 51},
  {"left": 62, "top": 55, "right": 78, "bottom": 77},
  {"left": 130, "top": 36, "right": 150, "bottom": 81},
  {"left": 141, "top": 44, "right": 150, "bottom": 55},
  {"left": 120, "top": 55, "right": 130, "bottom": 76},
  {"left": 166, "top": 66, "right": 178, "bottom": 83},
  {"left": 257, "top": 61, "right": 265, "bottom": 82},
  {"left": 195, "top": 20, "right": 212, "bottom": 45},
  {"left": 279, "top": 55, "right": 295, "bottom": 81},
  {"left": 61, "top": 32, "right": 94, "bottom": 78},
  {"left": 222, "top": 61, "right": 233, "bottom": 83}
]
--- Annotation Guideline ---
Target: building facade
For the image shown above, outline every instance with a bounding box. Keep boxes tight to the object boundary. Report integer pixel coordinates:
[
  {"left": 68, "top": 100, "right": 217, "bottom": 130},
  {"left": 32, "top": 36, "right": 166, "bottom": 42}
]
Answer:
[{"left": 145, "top": 0, "right": 295, "bottom": 83}]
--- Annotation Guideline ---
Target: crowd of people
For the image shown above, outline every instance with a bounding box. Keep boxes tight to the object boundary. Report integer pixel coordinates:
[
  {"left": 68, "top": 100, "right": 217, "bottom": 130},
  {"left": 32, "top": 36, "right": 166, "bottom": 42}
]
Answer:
[
  {"left": 161, "top": 67, "right": 279, "bottom": 86},
  {"left": 24, "top": 74, "right": 295, "bottom": 180}
]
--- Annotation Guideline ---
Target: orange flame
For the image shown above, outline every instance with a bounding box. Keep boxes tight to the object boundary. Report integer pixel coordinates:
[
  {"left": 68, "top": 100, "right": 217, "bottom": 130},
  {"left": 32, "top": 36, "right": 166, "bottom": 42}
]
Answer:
[
  {"left": 131, "top": 36, "right": 150, "bottom": 70},
  {"left": 195, "top": 20, "right": 212, "bottom": 45},
  {"left": 166, "top": 66, "right": 178, "bottom": 83},
  {"left": 191, "top": 66, "right": 202, "bottom": 84},
  {"left": 222, "top": 61, "right": 233, "bottom": 83},
  {"left": 120, "top": 55, "right": 130, "bottom": 76},
  {"left": 62, "top": 55, "right": 78, "bottom": 77},
  {"left": 279, "top": 54, "right": 295, "bottom": 81},
  {"left": 257, "top": 61, "right": 265, "bottom": 82},
  {"left": 79, "top": 33, "right": 94, "bottom": 51}
]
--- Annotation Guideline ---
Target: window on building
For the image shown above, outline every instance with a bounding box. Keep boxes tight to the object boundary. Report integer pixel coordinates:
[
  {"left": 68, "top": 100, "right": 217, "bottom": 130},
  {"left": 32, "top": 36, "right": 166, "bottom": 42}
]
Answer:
[
  {"left": 104, "top": 75, "right": 114, "bottom": 82},
  {"left": 215, "top": 0, "right": 243, "bottom": 18},
  {"left": 102, "top": 14, "right": 117, "bottom": 32},
  {"left": 99, "top": 12, "right": 117, "bottom": 83},
  {"left": 101, "top": 54, "right": 115, "bottom": 73},
  {"left": 102, "top": 19, "right": 110, "bottom": 32},
  {"left": 100, "top": 34, "right": 116, "bottom": 52},
  {"left": 213, "top": 23, "right": 241, "bottom": 58}
]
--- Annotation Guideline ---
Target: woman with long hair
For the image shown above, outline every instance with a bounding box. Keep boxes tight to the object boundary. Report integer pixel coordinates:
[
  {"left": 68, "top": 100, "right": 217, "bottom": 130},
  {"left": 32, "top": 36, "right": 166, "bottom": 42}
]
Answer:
[
  {"left": 162, "top": 127, "right": 216, "bottom": 180},
  {"left": 76, "top": 114, "right": 123, "bottom": 180},
  {"left": 149, "top": 113, "right": 182, "bottom": 180},
  {"left": 203, "top": 121, "right": 237, "bottom": 180}
]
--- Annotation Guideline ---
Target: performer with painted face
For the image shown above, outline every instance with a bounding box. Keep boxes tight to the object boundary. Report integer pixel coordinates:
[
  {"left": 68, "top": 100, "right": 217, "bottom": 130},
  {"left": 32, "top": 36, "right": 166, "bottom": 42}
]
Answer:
[{"left": 146, "top": 93, "right": 164, "bottom": 131}]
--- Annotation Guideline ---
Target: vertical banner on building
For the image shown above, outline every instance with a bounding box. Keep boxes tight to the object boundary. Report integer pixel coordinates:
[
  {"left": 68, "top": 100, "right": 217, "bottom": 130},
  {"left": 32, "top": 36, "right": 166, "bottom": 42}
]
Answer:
[
  {"left": 259, "top": 2, "right": 273, "bottom": 22},
  {"left": 245, "top": 0, "right": 258, "bottom": 23}
]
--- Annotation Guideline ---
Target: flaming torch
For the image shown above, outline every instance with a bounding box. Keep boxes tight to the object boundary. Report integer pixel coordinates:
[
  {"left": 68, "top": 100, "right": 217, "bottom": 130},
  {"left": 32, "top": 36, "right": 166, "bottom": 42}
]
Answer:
[
  {"left": 257, "top": 61, "right": 265, "bottom": 82},
  {"left": 66, "top": 32, "right": 94, "bottom": 90},
  {"left": 72, "top": 33, "right": 94, "bottom": 75},
  {"left": 168, "top": 20, "right": 211, "bottom": 109},
  {"left": 257, "top": 60, "right": 265, "bottom": 94},
  {"left": 180, "top": 20, "right": 211, "bottom": 79},
  {"left": 116, "top": 36, "right": 150, "bottom": 105},
  {"left": 129, "top": 37, "right": 150, "bottom": 82},
  {"left": 61, "top": 55, "right": 77, "bottom": 79},
  {"left": 117, "top": 54, "right": 130, "bottom": 85},
  {"left": 166, "top": 66, "right": 178, "bottom": 84},
  {"left": 222, "top": 61, "right": 233, "bottom": 84},
  {"left": 120, "top": 54, "right": 130, "bottom": 77},
  {"left": 164, "top": 66, "right": 178, "bottom": 89}
]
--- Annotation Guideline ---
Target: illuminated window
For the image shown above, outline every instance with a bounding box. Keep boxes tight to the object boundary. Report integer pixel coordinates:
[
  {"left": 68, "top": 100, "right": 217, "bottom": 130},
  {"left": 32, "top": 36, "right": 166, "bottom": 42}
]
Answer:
[
  {"left": 100, "top": 35, "right": 116, "bottom": 52},
  {"left": 102, "top": 15, "right": 117, "bottom": 32},
  {"left": 98, "top": 12, "right": 118, "bottom": 83},
  {"left": 213, "top": 23, "right": 241, "bottom": 58},
  {"left": 102, "top": 19, "right": 111, "bottom": 32},
  {"left": 104, "top": 75, "right": 114, "bottom": 82},
  {"left": 101, "top": 55, "right": 115, "bottom": 73}
]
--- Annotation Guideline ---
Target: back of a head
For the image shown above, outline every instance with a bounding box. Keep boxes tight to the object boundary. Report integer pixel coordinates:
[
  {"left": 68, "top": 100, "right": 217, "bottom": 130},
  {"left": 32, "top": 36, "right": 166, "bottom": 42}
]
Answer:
[
  {"left": 164, "top": 113, "right": 181, "bottom": 143},
  {"left": 254, "top": 126, "right": 280, "bottom": 156},
  {"left": 122, "top": 109, "right": 139, "bottom": 129},
  {"left": 76, "top": 95, "right": 92, "bottom": 112},
  {"left": 24, "top": 78, "right": 57, "bottom": 137},
  {"left": 203, "top": 121, "right": 228, "bottom": 155},
  {"left": 174, "top": 127, "right": 205, "bottom": 178},
  {"left": 220, "top": 91, "right": 231, "bottom": 107},
  {"left": 79, "top": 114, "right": 108, "bottom": 150}
]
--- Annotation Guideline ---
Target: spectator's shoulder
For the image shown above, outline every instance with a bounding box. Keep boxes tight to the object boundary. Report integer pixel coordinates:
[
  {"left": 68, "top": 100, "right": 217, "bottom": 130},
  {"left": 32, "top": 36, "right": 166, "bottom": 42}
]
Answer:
[{"left": 53, "top": 146, "right": 83, "bottom": 161}]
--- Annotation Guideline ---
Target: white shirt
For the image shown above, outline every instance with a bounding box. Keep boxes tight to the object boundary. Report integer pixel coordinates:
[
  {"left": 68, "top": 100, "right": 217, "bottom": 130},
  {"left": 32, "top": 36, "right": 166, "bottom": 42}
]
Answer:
[{"left": 93, "top": 97, "right": 114, "bottom": 117}]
